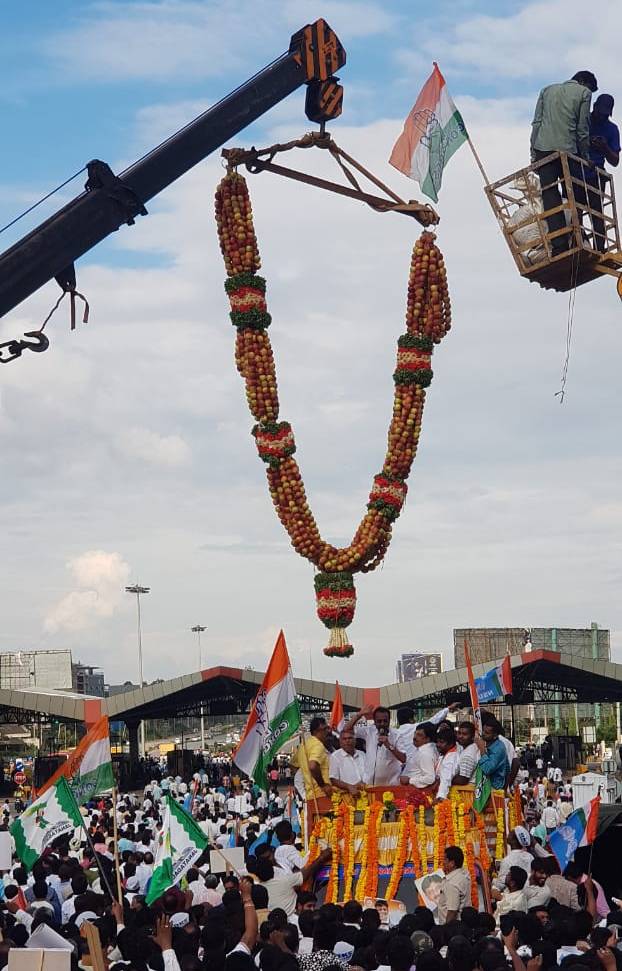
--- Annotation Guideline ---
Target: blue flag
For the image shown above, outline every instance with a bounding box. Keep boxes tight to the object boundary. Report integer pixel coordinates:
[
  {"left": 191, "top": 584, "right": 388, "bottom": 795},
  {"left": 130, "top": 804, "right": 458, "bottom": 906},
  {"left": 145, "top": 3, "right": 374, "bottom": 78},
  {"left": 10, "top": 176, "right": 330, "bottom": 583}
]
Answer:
[{"left": 549, "top": 811, "right": 586, "bottom": 872}]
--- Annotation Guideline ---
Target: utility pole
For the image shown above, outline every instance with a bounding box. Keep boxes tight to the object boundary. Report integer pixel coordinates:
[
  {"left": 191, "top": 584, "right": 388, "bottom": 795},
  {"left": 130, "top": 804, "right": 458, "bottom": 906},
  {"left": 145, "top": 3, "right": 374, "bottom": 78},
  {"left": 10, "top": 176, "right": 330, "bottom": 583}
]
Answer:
[
  {"left": 191, "top": 625, "right": 207, "bottom": 753},
  {"left": 126, "top": 584, "right": 150, "bottom": 758}
]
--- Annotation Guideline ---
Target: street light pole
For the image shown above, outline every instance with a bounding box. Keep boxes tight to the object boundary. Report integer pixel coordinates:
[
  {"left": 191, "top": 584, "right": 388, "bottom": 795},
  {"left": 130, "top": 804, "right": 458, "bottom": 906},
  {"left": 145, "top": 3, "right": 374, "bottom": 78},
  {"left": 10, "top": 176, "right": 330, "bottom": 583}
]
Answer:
[
  {"left": 191, "top": 625, "right": 207, "bottom": 753},
  {"left": 126, "top": 584, "right": 150, "bottom": 758}
]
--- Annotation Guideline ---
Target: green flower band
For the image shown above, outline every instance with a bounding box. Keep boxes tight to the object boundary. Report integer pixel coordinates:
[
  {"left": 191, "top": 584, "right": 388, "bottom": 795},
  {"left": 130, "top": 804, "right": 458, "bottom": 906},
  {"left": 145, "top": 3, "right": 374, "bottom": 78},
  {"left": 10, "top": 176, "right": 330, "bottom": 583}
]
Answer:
[
  {"left": 397, "top": 333, "right": 434, "bottom": 352},
  {"left": 229, "top": 309, "right": 272, "bottom": 329},
  {"left": 393, "top": 367, "right": 433, "bottom": 387},
  {"left": 225, "top": 273, "right": 266, "bottom": 294}
]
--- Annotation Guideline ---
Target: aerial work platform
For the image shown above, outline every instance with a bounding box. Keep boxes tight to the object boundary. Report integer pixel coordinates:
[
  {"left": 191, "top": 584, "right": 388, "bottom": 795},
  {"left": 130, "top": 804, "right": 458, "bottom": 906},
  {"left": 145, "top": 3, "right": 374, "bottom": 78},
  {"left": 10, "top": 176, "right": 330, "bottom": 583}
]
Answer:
[{"left": 485, "top": 151, "right": 622, "bottom": 298}]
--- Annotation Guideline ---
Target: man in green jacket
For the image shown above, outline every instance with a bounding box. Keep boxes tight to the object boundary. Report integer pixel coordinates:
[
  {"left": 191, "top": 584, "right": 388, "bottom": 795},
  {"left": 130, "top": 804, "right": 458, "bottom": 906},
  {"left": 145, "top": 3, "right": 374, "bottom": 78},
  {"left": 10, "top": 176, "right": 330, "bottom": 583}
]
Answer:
[{"left": 531, "top": 71, "right": 598, "bottom": 255}]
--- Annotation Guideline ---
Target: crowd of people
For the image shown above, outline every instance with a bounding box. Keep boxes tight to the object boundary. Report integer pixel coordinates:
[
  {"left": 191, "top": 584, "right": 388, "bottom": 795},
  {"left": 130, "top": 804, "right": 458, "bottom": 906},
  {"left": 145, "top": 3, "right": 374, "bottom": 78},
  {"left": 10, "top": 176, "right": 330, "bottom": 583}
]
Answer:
[{"left": 0, "top": 702, "right": 616, "bottom": 971}]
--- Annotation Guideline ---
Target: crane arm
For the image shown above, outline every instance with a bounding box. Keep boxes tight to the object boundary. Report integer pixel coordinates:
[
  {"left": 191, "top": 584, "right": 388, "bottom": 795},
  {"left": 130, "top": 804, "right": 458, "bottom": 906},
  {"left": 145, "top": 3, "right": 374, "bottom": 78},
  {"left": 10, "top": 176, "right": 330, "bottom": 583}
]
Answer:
[{"left": 0, "top": 20, "right": 345, "bottom": 322}]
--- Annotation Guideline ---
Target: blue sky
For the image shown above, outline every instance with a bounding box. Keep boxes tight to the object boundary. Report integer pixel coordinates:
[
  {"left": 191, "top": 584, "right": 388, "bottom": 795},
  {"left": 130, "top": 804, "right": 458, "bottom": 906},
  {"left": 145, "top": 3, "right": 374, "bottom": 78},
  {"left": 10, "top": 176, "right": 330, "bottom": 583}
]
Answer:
[{"left": 1, "top": 0, "right": 622, "bottom": 688}]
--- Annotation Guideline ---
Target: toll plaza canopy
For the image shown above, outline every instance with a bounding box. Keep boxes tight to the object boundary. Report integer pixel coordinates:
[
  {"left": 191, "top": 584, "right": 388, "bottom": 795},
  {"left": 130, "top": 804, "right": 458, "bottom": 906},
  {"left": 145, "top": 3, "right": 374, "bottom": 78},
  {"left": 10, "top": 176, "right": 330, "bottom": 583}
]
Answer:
[{"left": 2, "top": 649, "right": 622, "bottom": 730}]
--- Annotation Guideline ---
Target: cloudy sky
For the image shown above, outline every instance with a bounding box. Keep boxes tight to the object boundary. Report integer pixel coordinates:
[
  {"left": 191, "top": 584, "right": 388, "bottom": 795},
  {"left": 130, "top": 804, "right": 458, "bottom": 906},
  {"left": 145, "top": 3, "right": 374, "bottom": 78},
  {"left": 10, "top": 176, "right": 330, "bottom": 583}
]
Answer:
[{"left": 1, "top": 0, "right": 621, "bottom": 689}]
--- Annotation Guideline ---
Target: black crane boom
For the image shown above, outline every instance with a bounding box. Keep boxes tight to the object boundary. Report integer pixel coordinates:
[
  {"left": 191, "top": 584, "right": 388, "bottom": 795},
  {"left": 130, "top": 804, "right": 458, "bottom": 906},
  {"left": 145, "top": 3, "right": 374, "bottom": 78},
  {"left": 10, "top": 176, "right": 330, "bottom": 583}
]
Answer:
[{"left": 0, "top": 19, "right": 345, "bottom": 323}]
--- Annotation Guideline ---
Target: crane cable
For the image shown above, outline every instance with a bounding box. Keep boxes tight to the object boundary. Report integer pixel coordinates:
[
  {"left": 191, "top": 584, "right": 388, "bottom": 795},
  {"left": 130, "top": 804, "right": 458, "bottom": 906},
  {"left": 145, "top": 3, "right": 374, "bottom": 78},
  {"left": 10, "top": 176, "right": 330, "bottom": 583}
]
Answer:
[{"left": 0, "top": 167, "right": 87, "bottom": 238}]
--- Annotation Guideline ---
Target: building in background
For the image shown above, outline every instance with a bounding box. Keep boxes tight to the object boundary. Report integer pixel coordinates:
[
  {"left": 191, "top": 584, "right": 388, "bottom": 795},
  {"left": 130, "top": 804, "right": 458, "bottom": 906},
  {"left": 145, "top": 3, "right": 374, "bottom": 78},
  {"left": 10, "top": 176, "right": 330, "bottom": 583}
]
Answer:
[
  {"left": 72, "top": 662, "right": 105, "bottom": 697},
  {"left": 396, "top": 652, "right": 443, "bottom": 682},
  {"left": 453, "top": 624, "right": 612, "bottom": 741},
  {"left": 453, "top": 625, "right": 609, "bottom": 667},
  {"left": 0, "top": 650, "right": 73, "bottom": 691},
  {"left": 106, "top": 681, "right": 140, "bottom": 697}
]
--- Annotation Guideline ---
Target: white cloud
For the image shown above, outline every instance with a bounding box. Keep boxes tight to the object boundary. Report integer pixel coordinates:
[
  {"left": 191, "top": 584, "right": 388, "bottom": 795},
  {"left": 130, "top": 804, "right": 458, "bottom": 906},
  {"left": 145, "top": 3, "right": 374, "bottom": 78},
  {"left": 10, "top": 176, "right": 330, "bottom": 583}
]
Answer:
[
  {"left": 116, "top": 426, "right": 191, "bottom": 467},
  {"left": 44, "top": 551, "right": 131, "bottom": 633},
  {"left": 396, "top": 0, "right": 621, "bottom": 83},
  {"left": 44, "top": 0, "right": 393, "bottom": 82}
]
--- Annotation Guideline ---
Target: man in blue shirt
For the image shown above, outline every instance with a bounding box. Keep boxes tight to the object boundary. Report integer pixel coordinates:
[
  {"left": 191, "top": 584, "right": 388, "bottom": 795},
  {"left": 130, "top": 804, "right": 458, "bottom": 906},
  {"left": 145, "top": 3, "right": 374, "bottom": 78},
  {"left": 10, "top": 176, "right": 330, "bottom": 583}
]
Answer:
[
  {"left": 586, "top": 95, "right": 620, "bottom": 250},
  {"left": 475, "top": 720, "right": 509, "bottom": 791}
]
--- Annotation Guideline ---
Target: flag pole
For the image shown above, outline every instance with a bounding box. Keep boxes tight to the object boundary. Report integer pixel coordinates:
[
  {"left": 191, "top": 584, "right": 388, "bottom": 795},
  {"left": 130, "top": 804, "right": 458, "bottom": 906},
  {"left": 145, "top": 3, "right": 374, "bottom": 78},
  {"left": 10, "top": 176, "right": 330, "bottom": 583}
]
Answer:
[
  {"left": 296, "top": 729, "right": 322, "bottom": 840},
  {"left": 466, "top": 137, "right": 491, "bottom": 187},
  {"left": 74, "top": 797, "right": 116, "bottom": 901},
  {"left": 464, "top": 637, "right": 482, "bottom": 734},
  {"left": 111, "top": 787, "right": 124, "bottom": 903}
]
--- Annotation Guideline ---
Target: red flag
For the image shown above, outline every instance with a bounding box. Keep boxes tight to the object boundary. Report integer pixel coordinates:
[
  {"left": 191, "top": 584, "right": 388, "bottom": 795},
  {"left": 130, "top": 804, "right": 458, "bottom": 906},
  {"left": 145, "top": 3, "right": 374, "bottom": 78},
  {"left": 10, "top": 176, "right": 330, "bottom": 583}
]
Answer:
[
  {"left": 582, "top": 795, "right": 600, "bottom": 845},
  {"left": 464, "top": 639, "right": 482, "bottom": 733},
  {"left": 501, "top": 655, "right": 513, "bottom": 697},
  {"left": 329, "top": 681, "right": 344, "bottom": 731}
]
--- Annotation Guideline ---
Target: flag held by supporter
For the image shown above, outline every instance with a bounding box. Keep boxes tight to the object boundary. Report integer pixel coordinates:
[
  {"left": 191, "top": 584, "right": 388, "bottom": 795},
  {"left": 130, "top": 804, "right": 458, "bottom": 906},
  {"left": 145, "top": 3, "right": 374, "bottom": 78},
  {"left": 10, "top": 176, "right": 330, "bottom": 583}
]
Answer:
[
  {"left": 146, "top": 794, "right": 209, "bottom": 905},
  {"left": 36, "top": 715, "right": 114, "bottom": 805},
  {"left": 329, "top": 681, "right": 345, "bottom": 731},
  {"left": 390, "top": 63, "right": 468, "bottom": 202},
  {"left": 474, "top": 656, "right": 513, "bottom": 704},
  {"left": 549, "top": 796, "right": 600, "bottom": 873},
  {"left": 233, "top": 630, "right": 301, "bottom": 791},
  {"left": 11, "top": 777, "right": 83, "bottom": 871}
]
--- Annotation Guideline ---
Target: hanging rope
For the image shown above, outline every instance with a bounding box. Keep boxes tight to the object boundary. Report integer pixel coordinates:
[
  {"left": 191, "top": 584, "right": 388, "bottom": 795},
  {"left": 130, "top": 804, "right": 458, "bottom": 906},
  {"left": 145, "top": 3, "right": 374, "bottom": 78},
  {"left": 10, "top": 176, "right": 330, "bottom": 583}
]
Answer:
[{"left": 555, "top": 245, "right": 581, "bottom": 403}]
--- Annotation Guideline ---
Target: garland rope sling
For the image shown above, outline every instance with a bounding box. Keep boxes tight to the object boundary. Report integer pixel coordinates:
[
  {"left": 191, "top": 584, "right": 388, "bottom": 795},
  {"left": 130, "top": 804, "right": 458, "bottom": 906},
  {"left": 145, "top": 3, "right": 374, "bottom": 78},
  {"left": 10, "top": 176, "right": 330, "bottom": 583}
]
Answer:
[{"left": 215, "top": 149, "right": 452, "bottom": 658}]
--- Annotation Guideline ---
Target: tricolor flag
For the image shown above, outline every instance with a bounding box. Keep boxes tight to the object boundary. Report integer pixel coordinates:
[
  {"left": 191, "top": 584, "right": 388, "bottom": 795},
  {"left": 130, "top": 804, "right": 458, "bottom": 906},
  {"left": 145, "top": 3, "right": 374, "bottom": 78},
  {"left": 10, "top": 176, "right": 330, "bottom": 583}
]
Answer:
[
  {"left": 11, "top": 777, "right": 83, "bottom": 870},
  {"left": 36, "top": 715, "right": 114, "bottom": 805},
  {"left": 329, "top": 681, "right": 345, "bottom": 732},
  {"left": 474, "top": 656, "right": 513, "bottom": 704},
  {"left": 549, "top": 796, "right": 600, "bottom": 873},
  {"left": 146, "top": 795, "right": 209, "bottom": 905},
  {"left": 389, "top": 63, "right": 468, "bottom": 202},
  {"left": 233, "top": 631, "right": 301, "bottom": 791}
]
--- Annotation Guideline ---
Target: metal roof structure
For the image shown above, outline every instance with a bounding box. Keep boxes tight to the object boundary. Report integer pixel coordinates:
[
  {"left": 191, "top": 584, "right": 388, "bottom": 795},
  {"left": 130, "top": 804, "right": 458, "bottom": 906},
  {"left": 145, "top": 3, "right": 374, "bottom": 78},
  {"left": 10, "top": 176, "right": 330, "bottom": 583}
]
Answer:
[{"left": 2, "top": 649, "right": 621, "bottom": 729}]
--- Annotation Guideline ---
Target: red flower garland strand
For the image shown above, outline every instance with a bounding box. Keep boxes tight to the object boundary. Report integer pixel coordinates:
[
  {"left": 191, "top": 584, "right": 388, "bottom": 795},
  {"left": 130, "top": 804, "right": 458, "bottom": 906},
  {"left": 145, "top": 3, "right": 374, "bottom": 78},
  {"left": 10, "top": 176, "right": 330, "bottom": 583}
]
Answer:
[{"left": 215, "top": 170, "right": 452, "bottom": 655}]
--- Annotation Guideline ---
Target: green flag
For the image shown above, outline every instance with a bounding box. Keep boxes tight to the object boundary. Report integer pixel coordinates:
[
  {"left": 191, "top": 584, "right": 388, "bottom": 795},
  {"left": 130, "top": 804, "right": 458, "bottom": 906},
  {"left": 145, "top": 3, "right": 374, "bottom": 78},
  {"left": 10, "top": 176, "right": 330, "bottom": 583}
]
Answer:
[
  {"left": 11, "top": 777, "right": 83, "bottom": 871},
  {"left": 146, "top": 795, "right": 209, "bottom": 905},
  {"left": 473, "top": 763, "right": 492, "bottom": 814}
]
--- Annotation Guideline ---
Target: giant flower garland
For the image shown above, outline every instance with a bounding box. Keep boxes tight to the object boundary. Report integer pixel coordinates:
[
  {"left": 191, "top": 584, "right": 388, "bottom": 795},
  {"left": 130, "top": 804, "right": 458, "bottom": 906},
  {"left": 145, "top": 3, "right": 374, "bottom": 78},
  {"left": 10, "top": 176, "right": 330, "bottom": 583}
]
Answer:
[
  {"left": 325, "top": 812, "right": 343, "bottom": 904},
  {"left": 418, "top": 805, "right": 428, "bottom": 872},
  {"left": 341, "top": 802, "right": 356, "bottom": 900},
  {"left": 215, "top": 170, "right": 452, "bottom": 656}
]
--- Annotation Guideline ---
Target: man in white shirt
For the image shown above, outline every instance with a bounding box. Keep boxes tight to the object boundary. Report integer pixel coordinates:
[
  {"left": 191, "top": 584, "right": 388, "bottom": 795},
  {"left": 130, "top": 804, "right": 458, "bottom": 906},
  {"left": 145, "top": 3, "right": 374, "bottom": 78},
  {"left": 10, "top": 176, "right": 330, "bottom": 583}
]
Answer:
[
  {"left": 395, "top": 703, "right": 461, "bottom": 765},
  {"left": 493, "top": 866, "right": 529, "bottom": 923},
  {"left": 541, "top": 799, "right": 560, "bottom": 833},
  {"left": 274, "top": 819, "right": 307, "bottom": 872},
  {"left": 494, "top": 827, "right": 534, "bottom": 889},
  {"left": 524, "top": 859, "right": 552, "bottom": 908},
  {"left": 400, "top": 721, "right": 439, "bottom": 801},
  {"left": 454, "top": 721, "right": 480, "bottom": 784},
  {"left": 329, "top": 728, "right": 366, "bottom": 796},
  {"left": 255, "top": 851, "right": 331, "bottom": 916},
  {"left": 346, "top": 705, "right": 406, "bottom": 786},
  {"left": 135, "top": 852, "right": 154, "bottom": 894},
  {"left": 436, "top": 727, "right": 460, "bottom": 800},
  {"left": 553, "top": 766, "right": 563, "bottom": 783}
]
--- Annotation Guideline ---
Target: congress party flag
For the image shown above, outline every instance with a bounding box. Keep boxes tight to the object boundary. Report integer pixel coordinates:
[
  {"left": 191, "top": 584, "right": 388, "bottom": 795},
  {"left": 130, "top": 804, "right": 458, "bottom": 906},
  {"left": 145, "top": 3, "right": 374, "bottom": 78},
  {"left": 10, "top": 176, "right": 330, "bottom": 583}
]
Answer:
[
  {"left": 474, "top": 656, "right": 513, "bottom": 704},
  {"left": 11, "top": 777, "right": 83, "bottom": 870},
  {"left": 390, "top": 63, "right": 468, "bottom": 202},
  {"left": 36, "top": 715, "right": 114, "bottom": 805},
  {"left": 146, "top": 795, "right": 209, "bottom": 904},
  {"left": 233, "top": 631, "right": 301, "bottom": 791},
  {"left": 549, "top": 796, "right": 600, "bottom": 872}
]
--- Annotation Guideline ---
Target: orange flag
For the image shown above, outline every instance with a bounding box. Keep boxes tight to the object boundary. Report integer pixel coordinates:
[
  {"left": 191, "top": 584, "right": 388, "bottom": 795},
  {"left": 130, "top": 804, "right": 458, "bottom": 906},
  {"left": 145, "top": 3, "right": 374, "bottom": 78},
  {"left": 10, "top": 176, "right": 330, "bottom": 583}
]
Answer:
[{"left": 329, "top": 681, "right": 344, "bottom": 731}]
